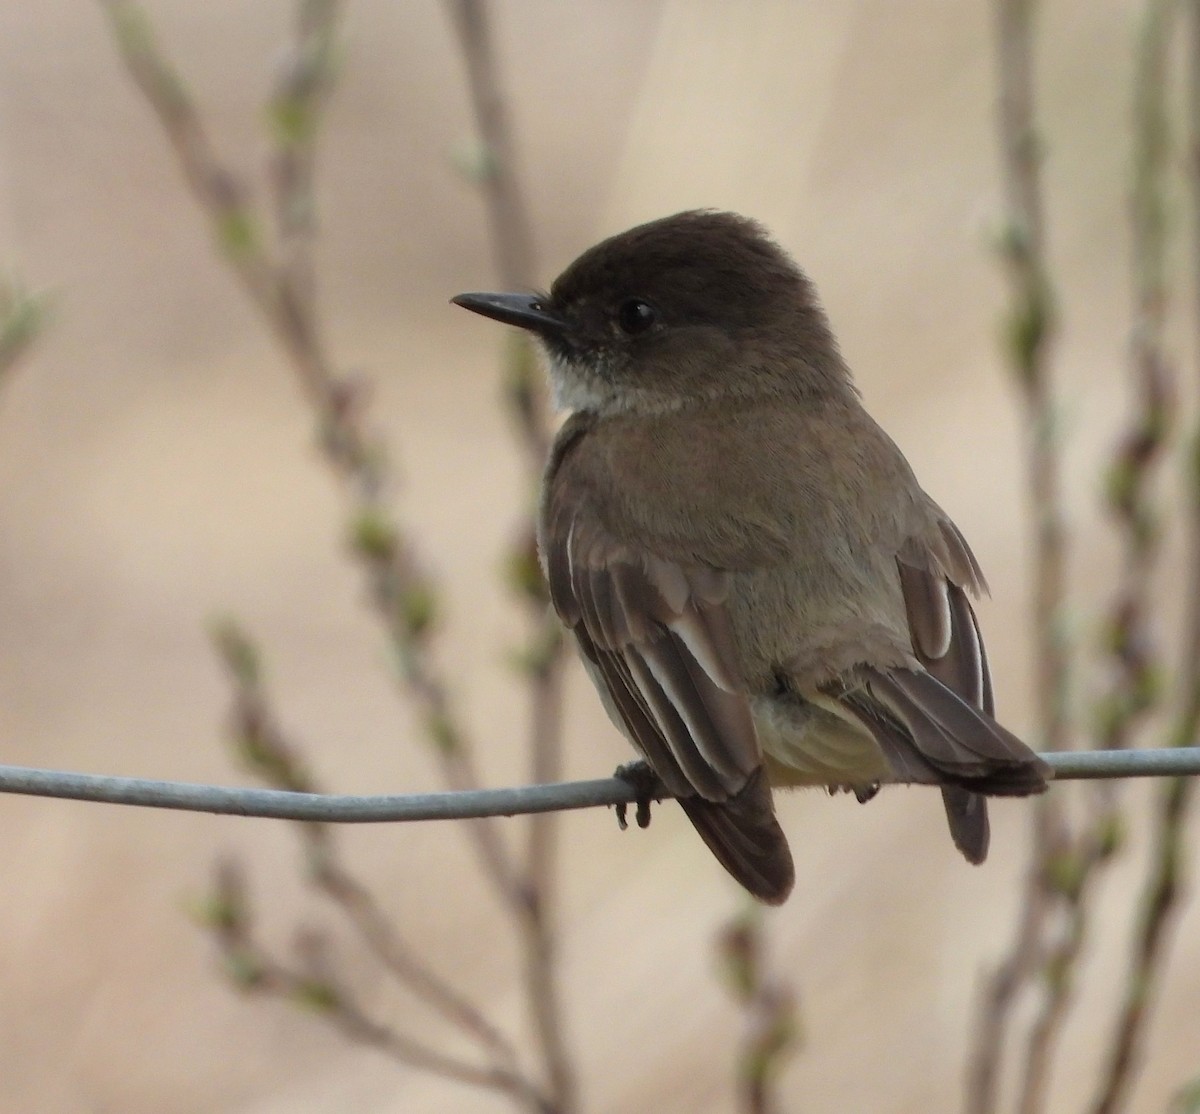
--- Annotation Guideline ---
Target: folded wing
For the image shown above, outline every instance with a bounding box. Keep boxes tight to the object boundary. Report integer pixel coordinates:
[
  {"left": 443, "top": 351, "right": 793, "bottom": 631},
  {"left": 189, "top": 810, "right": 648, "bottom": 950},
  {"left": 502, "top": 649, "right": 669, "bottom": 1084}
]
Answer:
[
  {"left": 544, "top": 509, "right": 795, "bottom": 903},
  {"left": 844, "top": 517, "right": 1048, "bottom": 862}
]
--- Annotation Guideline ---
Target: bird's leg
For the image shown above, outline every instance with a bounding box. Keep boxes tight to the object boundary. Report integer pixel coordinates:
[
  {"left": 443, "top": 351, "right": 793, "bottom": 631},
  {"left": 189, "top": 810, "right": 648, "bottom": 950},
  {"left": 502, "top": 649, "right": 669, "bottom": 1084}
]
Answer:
[{"left": 612, "top": 759, "right": 667, "bottom": 830}]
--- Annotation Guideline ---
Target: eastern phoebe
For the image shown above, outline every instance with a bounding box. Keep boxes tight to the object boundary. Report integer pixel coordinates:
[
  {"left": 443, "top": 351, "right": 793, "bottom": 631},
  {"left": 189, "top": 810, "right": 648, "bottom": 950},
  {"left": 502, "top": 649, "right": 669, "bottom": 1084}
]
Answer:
[{"left": 453, "top": 210, "right": 1049, "bottom": 905}]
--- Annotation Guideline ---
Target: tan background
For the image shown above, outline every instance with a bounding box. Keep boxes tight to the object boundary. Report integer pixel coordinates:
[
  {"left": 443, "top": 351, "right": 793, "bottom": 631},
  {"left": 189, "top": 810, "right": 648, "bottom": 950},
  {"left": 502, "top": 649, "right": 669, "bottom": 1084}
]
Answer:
[{"left": 0, "top": 1, "right": 1196, "bottom": 1111}]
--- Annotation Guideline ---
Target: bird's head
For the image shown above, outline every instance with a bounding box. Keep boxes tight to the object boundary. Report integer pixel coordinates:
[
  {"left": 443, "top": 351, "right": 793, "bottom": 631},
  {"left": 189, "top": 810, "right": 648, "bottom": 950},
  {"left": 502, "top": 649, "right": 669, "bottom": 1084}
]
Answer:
[{"left": 453, "top": 210, "right": 852, "bottom": 416}]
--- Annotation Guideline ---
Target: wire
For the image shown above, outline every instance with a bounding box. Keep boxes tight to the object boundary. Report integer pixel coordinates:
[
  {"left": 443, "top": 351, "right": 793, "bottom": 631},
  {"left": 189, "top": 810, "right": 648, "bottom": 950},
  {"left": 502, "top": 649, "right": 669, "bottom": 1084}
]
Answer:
[{"left": 0, "top": 748, "right": 1196, "bottom": 823}]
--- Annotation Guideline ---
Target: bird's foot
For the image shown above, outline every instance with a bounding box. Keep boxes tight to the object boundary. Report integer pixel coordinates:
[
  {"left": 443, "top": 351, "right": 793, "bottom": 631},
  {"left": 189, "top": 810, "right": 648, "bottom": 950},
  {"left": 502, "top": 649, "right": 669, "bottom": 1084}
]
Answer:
[
  {"left": 613, "top": 760, "right": 666, "bottom": 830},
  {"left": 826, "top": 782, "right": 881, "bottom": 804}
]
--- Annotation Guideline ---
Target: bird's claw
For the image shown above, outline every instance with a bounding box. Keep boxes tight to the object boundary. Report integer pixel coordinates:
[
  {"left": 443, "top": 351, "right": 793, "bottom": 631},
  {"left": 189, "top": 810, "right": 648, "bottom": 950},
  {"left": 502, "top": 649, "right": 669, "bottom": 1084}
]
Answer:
[
  {"left": 613, "top": 759, "right": 666, "bottom": 830},
  {"left": 825, "top": 782, "right": 881, "bottom": 804}
]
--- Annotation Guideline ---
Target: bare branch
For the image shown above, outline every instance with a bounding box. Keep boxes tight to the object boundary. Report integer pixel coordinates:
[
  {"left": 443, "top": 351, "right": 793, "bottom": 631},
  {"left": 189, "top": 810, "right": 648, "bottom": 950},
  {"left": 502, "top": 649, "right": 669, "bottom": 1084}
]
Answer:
[
  {"left": 211, "top": 624, "right": 526, "bottom": 1074},
  {"left": 968, "top": 3, "right": 1071, "bottom": 1108},
  {"left": 1096, "top": 0, "right": 1176, "bottom": 761},
  {"left": 1015, "top": 5, "right": 1181, "bottom": 1111},
  {"left": 445, "top": 0, "right": 536, "bottom": 292},
  {"left": 446, "top": 4, "right": 575, "bottom": 1108},
  {"left": 307, "top": 841, "right": 525, "bottom": 1073},
  {"left": 717, "top": 907, "right": 801, "bottom": 1114},
  {"left": 1090, "top": 3, "right": 1200, "bottom": 1110},
  {"left": 99, "top": 0, "right": 523, "bottom": 906},
  {"left": 198, "top": 862, "right": 549, "bottom": 1109}
]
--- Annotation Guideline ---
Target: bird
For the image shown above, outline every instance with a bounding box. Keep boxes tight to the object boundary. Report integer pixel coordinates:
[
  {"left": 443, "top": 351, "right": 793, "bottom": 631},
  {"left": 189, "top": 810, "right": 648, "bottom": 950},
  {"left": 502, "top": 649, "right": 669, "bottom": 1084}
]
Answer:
[{"left": 452, "top": 210, "right": 1049, "bottom": 904}]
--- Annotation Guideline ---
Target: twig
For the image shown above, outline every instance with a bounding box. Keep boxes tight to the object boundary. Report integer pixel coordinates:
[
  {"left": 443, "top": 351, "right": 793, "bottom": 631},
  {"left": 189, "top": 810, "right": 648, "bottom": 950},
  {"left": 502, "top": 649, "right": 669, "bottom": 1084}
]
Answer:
[
  {"left": 447, "top": 3, "right": 575, "bottom": 1109},
  {"left": 717, "top": 907, "right": 800, "bottom": 1114},
  {"left": 445, "top": 1, "right": 536, "bottom": 293},
  {"left": 99, "top": 0, "right": 522, "bottom": 908},
  {"left": 1097, "top": 0, "right": 1176, "bottom": 763},
  {"left": 1015, "top": 5, "right": 1180, "bottom": 1111},
  {"left": 306, "top": 842, "right": 523, "bottom": 1071},
  {"left": 97, "top": 5, "right": 568, "bottom": 1100},
  {"left": 201, "top": 862, "right": 549, "bottom": 1109},
  {"left": 993, "top": 0, "right": 1071, "bottom": 759},
  {"left": 514, "top": 636, "right": 575, "bottom": 1114},
  {"left": 968, "top": 3, "right": 1071, "bottom": 1110},
  {"left": 1091, "top": 4, "right": 1200, "bottom": 1110},
  {"left": 210, "top": 626, "right": 526, "bottom": 1076}
]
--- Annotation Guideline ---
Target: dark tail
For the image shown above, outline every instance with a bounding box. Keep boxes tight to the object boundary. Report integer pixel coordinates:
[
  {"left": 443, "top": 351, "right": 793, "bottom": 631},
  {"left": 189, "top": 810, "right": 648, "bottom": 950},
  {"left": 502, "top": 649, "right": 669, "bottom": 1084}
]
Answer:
[
  {"left": 677, "top": 769, "right": 795, "bottom": 904},
  {"left": 844, "top": 668, "right": 1050, "bottom": 864},
  {"left": 941, "top": 785, "right": 989, "bottom": 864}
]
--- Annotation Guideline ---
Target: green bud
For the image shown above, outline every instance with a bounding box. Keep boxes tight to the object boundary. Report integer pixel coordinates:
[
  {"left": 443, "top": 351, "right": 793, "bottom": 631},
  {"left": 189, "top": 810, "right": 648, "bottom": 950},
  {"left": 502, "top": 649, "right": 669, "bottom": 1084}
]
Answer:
[
  {"left": 223, "top": 948, "right": 266, "bottom": 990},
  {"left": 210, "top": 618, "right": 260, "bottom": 688},
  {"left": 426, "top": 711, "right": 460, "bottom": 755},
  {"left": 350, "top": 509, "right": 397, "bottom": 562},
  {"left": 1044, "top": 849, "right": 1085, "bottom": 900},
  {"left": 216, "top": 206, "right": 261, "bottom": 262},
  {"left": 1095, "top": 812, "right": 1126, "bottom": 858},
  {"left": 400, "top": 583, "right": 437, "bottom": 639},
  {"left": 293, "top": 978, "right": 339, "bottom": 1012}
]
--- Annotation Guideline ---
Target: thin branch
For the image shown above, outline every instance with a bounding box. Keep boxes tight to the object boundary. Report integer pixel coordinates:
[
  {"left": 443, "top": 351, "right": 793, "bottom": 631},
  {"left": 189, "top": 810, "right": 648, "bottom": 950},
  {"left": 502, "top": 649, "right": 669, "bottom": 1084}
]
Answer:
[
  {"left": 445, "top": 0, "right": 536, "bottom": 292},
  {"left": 1014, "top": 894, "right": 1087, "bottom": 1114},
  {"left": 1096, "top": 0, "right": 1176, "bottom": 762},
  {"left": 1090, "top": 769, "right": 1193, "bottom": 1114},
  {"left": 212, "top": 623, "right": 531, "bottom": 1079},
  {"left": 994, "top": 0, "right": 1071, "bottom": 759},
  {"left": 968, "top": 3, "right": 1070, "bottom": 1109},
  {"left": 202, "top": 863, "right": 549, "bottom": 1109},
  {"left": 446, "top": 4, "right": 574, "bottom": 1109},
  {"left": 306, "top": 836, "right": 524, "bottom": 1072},
  {"left": 99, "top": 2, "right": 307, "bottom": 396},
  {"left": 268, "top": 0, "right": 339, "bottom": 332},
  {"left": 1091, "top": 3, "right": 1200, "bottom": 1110},
  {"left": 1016, "top": 6, "right": 1180, "bottom": 1111},
  {"left": 717, "top": 907, "right": 801, "bottom": 1114},
  {"left": 99, "top": 0, "right": 523, "bottom": 907},
  {"left": 514, "top": 632, "right": 576, "bottom": 1114}
]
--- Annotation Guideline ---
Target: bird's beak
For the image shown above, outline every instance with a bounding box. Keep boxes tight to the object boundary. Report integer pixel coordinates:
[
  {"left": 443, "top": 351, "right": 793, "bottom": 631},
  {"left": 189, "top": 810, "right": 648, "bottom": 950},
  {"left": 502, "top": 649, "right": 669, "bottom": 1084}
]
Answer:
[{"left": 451, "top": 291, "right": 567, "bottom": 336}]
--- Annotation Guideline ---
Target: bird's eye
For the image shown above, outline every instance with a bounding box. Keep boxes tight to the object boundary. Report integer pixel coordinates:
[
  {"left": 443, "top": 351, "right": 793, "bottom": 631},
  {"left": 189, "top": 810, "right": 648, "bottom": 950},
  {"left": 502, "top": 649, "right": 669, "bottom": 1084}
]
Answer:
[{"left": 617, "top": 299, "right": 657, "bottom": 335}]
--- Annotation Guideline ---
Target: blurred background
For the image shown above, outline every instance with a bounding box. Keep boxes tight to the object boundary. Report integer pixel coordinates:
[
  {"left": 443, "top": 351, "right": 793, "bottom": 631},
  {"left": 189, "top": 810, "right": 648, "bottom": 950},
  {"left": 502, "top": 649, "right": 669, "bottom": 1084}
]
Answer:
[{"left": 0, "top": 1, "right": 1197, "bottom": 1111}]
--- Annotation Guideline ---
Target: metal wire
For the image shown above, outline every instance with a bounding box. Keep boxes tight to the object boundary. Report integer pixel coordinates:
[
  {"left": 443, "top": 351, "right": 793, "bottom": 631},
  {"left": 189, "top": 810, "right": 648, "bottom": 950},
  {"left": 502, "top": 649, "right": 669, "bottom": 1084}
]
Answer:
[{"left": 0, "top": 748, "right": 1196, "bottom": 823}]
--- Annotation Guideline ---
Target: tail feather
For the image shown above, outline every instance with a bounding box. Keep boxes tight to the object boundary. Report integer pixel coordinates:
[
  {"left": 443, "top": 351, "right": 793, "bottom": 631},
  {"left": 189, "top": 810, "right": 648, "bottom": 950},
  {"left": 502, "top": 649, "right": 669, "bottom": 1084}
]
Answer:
[
  {"left": 941, "top": 785, "right": 989, "bottom": 864},
  {"left": 677, "top": 769, "right": 794, "bottom": 905},
  {"left": 838, "top": 666, "right": 1048, "bottom": 864},
  {"left": 861, "top": 668, "right": 1049, "bottom": 795}
]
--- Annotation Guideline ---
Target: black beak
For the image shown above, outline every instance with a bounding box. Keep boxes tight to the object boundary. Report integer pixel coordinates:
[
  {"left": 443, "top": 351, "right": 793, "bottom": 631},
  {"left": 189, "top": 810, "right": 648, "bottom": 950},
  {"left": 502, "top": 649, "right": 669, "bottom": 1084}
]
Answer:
[{"left": 451, "top": 291, "right": 567, "bottom": 335}]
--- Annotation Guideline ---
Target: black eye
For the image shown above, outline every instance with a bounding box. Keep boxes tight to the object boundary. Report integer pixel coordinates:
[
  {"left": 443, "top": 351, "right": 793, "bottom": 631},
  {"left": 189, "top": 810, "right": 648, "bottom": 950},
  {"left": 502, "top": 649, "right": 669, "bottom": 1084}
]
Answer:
[{"left": 617, "top": 299, "right": 657, "bottom": 335}]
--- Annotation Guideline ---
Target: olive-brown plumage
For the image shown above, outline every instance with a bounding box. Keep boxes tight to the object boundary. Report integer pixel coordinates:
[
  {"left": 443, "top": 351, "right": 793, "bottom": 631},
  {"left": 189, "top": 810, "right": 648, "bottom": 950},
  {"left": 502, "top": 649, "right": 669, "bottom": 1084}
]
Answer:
[{"left": 453, "top": 210, "right": 1049, "bottom": 904}]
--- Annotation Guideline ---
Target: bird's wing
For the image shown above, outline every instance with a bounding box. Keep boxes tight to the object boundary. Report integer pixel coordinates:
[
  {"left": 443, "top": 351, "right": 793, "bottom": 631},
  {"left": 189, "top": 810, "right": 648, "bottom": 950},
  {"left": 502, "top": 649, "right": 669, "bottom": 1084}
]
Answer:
[
  {"left": 842, "top": 516, "right": 1047, "bottom": 862},
  {"left": 896, "top": 517, "right": 994, "bottom": 713},
  {"left": 544, "top": 502, "right": 794, "bottom": 903},
  {"left": 545, "top": 510, "right": 759, "bottom": 801}
]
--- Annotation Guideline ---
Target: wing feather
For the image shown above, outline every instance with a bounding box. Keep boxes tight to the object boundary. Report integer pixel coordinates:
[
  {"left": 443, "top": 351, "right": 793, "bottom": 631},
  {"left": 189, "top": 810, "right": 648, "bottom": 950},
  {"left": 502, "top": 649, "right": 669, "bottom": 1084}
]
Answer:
[
  {"left": 543, "top": 476, "right": 792, "bottom": 901},
  {"left": 552, "top": 509, "right": 760, "bottom": 800},
  {"left": 886, "top": 513, "right": 1048, "bottom": 861}
]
